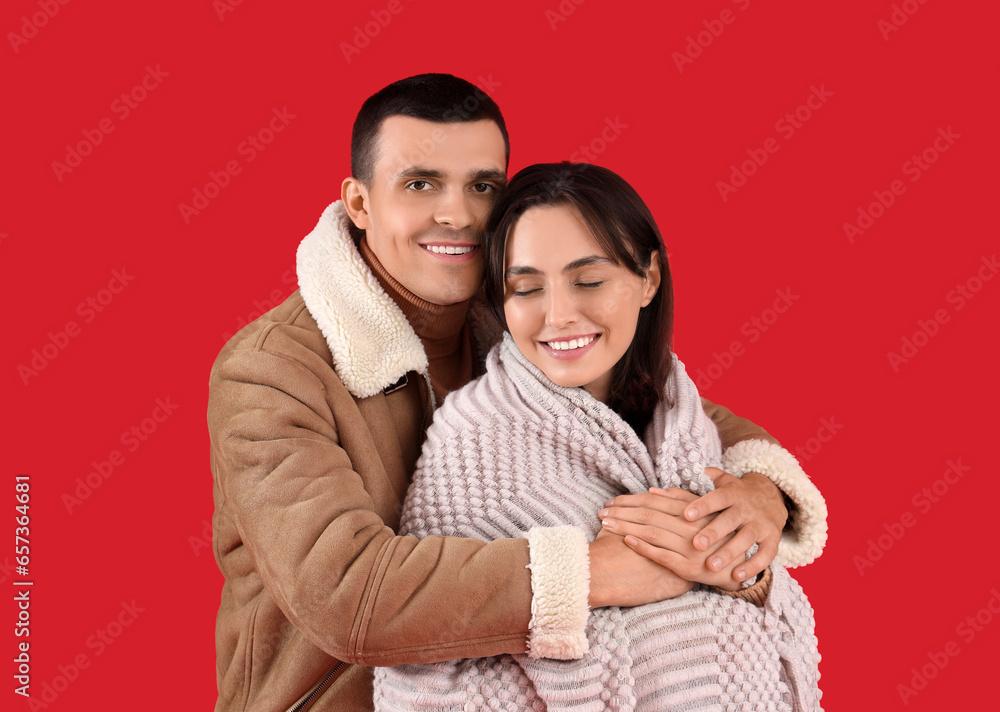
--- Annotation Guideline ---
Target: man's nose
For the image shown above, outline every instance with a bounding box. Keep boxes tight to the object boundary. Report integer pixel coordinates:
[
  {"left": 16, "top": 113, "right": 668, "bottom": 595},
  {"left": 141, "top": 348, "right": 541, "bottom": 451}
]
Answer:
[{"left": 434, "top": 188, "right": 477, "bottom": 231}]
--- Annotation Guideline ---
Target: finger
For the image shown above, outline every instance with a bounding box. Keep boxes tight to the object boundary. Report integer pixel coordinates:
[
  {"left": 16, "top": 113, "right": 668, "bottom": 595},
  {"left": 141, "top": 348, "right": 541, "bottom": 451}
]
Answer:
[
  {"left": 622, "top": 536, "right": 694, "bottom": 577},
  {"left": 601, "top": 496, "right": 689, "bottom": 521},
  {"left": 684, "top": 485, "right": 738, "bottom": 522},
  {"left": 603, "top": 517, "right": 697, "bottom": 551},
  {"left": 734, "top": 539, "right": 779, "bottom": 582},
  {"left": 690, "top": 499, "right": 744, "bottom": 550},
  {"left": 649, "top": 487, "right": 697, "bottom": 503},
  {"left": 705, "top": 526, "right": 759, "bottom": 574},
  {"left": 703, "top": 467, "right": 726, "bottom": 482}
]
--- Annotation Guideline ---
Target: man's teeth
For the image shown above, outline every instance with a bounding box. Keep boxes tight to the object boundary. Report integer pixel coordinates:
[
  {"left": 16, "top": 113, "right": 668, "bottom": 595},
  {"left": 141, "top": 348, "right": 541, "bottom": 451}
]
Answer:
[
  {"left": 547, "top": 336, "right": 596, "bottom": 351},
  {"left": 426, "top": 245, "right": 475, "bottom": 255}
]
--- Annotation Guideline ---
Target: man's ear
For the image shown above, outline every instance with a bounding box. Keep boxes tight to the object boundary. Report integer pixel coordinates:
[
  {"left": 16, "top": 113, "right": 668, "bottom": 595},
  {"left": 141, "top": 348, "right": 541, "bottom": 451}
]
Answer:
[
  {"left": 641, "top": 251, "right": 662, "bottom": 307},
  {"left": 341, "top": 177, "right": 371, "bottom": 231}
]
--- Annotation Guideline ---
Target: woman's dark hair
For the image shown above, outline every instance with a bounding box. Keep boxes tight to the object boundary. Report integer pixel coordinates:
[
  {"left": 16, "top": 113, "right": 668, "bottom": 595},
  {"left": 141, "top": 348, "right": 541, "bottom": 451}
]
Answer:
[
  {"left": 351, "top": 73, "right": 510, "bottom": 186},
  {"left": 483, "top": 162, "right": 674, "bottom": 433}
]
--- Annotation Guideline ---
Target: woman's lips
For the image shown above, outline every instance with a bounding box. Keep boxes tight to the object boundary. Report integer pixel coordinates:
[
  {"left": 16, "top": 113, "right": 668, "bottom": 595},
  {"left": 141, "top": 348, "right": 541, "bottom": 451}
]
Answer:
[{"left": 539, "top": 334, "right": 600, "bottom": 360}]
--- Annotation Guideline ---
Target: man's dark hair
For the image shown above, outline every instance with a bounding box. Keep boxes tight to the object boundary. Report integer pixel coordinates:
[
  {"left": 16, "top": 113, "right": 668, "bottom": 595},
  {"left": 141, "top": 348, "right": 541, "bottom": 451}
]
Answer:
[
  {"left": 483, "top": 162, "right": 674, "bottom": 436},
  {"left": 351, "top": 73, "right": 510, "bottom": 185}
]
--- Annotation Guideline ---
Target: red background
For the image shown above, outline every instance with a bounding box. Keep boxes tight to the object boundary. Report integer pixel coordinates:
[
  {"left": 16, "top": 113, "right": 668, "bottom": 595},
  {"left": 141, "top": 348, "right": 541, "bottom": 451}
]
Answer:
[{"left": 4, "top": 0, "right": 998, "bottom": 709}]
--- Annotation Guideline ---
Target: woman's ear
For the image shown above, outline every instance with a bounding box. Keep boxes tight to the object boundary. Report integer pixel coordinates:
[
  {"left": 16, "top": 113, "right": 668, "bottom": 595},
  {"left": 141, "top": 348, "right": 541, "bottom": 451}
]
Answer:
[
  {"left": 641, "top": 251, "right": 662, "bottom": 307},
  {"left": 341, "top": 177, "right": 372, "bottom": 231}
]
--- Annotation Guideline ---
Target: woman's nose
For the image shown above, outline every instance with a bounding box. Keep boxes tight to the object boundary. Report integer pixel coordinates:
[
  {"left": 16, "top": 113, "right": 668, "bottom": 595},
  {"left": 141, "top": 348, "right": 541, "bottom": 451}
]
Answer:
[{"left": 545, "top": 287, "right": 580, "bottom": 328}]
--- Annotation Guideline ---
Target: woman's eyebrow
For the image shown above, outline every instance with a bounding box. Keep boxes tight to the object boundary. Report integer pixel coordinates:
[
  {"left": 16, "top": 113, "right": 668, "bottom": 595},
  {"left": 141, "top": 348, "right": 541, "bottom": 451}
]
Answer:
[
  {"left": 563, "top": 256, "right": 614, "bottom": 271},
  {"left": 505, "top": 256, "right": 613, "bottom": 279},
  {"left": 505, "top": 265, "right": 541, "bottom": 278}
]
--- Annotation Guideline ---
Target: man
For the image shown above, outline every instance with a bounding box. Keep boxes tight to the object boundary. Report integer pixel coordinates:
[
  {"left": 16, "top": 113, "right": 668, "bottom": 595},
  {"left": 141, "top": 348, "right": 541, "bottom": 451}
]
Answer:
[{"left": 208, "top": 74, "right": 827, "bottom": 711}]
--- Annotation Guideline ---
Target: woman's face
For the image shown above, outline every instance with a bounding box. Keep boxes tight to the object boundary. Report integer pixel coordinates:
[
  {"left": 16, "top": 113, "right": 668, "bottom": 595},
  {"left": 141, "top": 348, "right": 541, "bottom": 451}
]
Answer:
[{"left": 503, "top": 204, "right": 660, "bottom": 403}]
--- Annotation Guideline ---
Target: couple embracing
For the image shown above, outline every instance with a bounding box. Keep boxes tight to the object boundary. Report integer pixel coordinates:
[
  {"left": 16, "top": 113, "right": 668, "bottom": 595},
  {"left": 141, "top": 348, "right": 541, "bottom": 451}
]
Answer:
[{"left": 208, "top": 73, "right": 827, "bottom": 711}]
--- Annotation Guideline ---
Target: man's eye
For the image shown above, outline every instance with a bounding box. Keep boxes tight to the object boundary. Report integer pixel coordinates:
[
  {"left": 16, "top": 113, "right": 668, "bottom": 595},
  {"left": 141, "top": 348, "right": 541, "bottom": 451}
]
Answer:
[
  {"left": 408, "top": 180, "right": 431, "bottom": 190},
  {"left": 472, "top": 183, "right": 494, "bottom": 194}
]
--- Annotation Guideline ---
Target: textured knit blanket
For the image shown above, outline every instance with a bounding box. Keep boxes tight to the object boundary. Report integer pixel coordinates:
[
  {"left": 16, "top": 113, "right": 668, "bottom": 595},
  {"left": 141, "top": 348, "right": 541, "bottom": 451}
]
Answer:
[{"left": 374, "top": 335, "right": 821, "bottom": 711}]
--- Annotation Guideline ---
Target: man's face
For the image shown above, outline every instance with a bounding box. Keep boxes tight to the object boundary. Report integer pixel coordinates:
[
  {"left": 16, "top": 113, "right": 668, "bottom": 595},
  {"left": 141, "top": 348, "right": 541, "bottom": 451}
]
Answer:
[{"left": 351, "top": 116, "right": 507, "bottom": 306}]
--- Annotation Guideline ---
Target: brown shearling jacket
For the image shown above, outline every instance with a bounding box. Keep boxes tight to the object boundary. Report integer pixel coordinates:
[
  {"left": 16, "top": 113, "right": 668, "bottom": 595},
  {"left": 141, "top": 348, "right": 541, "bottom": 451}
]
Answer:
[{"left": 208, "top": 203, "right": 824, "bottom": 711}]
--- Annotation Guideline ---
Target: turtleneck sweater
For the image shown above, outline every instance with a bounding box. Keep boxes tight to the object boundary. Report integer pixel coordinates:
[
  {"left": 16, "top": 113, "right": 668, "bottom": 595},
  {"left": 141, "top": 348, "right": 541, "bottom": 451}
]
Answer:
[{"left": 359, "top": 238, "right": 476, "bottom": 405}]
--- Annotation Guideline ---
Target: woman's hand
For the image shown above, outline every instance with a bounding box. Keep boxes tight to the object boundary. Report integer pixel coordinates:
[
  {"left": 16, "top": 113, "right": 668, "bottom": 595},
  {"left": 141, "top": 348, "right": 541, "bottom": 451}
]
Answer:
[
  {"left": 598, "top": 489, "right": 743, "bottom": 590},
  {"left": 587, "top": 528, "right": 696, "bottom": 608}
]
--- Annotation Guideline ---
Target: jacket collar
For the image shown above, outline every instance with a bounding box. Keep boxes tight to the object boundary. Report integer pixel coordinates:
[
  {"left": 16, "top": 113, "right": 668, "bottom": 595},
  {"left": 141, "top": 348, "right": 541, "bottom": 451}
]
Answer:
[{"left": 296, "top": 201, "right": 427, "bottom": 399}]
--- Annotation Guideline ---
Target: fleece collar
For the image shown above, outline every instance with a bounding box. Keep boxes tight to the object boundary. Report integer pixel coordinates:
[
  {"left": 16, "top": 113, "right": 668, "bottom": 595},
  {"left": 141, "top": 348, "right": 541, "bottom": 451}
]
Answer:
[{"left": 296, "top": 201, "right": 427, "bottom": 399}]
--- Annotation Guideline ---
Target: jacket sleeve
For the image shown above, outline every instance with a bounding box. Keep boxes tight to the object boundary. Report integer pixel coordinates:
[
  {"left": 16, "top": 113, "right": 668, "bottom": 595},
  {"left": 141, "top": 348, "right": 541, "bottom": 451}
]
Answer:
[
  {"left": 209, "top": 335, "right": 541, "bottom": 666},
  {"left": 701, "top": 398, "right": 828, "bottom": 567}
]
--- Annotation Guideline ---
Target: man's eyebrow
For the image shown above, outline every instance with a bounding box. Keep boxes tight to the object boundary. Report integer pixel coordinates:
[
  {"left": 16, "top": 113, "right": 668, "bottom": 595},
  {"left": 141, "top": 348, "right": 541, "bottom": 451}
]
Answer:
[
  {"left": 395, "top": 166, "right": 444, "bottom": 180},
  {"left": 505, "top": 256, "right": 614, "bottom": 279},
  {"left": 394, "top": 166, "right": 506, "bottom": 183},
  {"left": 469, "top": 168, "right": 506, "bottom": 184}
]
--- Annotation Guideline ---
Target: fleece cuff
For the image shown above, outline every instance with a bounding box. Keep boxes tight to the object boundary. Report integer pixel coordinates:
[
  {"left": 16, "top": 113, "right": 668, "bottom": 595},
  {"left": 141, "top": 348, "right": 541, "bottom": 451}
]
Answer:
[
  {"left": 722, "top": 440, "right": 829, "bottom": 568},
  {"left": 525, "top": 526, "right": 590, "bottom": 660}
]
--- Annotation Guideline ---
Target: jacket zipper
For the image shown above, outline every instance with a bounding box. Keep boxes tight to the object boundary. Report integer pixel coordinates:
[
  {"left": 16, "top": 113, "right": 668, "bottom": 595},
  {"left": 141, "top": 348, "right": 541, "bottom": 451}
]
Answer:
[{"left": 286, "top": 661, "right": 346, "bottom": 712}]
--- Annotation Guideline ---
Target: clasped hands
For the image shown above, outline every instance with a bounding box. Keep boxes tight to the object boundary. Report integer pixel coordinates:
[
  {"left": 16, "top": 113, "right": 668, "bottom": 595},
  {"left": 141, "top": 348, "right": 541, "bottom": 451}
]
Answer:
[{"left": 587, "top": 468, "right": 787, "bottom": 608}]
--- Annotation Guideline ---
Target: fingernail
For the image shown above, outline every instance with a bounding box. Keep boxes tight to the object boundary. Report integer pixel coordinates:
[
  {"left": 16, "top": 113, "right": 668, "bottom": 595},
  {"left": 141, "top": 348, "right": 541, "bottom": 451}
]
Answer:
[
  {"left": 686, "top": 508, "right": 698, "bottom": 519},
  {"left": 736, "top": 569, "right": 747, "bottom": 581},
  {"left": 599, "top": 509, "right": 609, "bottom": 518},
  {"left": 605, "top": 499, "right": 615, "bottom": 507},
  {"left": 698, "top": 536, "right": 709, "bottom": 549},
  {"left": 710, "top": 557, "right": 722, "bottom": 571},
  {"left": 602, "top": 519, "right": 616, "bottom": 529},
  {"left": 624, "top": 536, "right": 638, "bottom": 547}
]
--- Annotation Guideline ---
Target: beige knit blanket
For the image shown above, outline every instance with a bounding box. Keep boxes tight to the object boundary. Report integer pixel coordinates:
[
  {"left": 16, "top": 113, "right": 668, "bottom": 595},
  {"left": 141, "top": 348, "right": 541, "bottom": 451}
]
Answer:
[{"left": 374, "top": 335, "right": 821, "bottom": 711}]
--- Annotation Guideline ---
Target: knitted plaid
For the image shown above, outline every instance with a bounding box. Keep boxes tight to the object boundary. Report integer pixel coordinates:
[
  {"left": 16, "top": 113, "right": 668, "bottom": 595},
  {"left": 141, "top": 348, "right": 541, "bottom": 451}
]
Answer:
[{"left": 374, "top": 335, "right": 822, "bottom": 711}]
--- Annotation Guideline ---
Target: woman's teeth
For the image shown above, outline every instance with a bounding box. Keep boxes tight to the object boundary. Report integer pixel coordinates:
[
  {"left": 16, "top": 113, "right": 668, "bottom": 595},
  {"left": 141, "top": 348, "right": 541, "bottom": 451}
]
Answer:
[{"left": 546, "top": 336, "right": 596, "bottom": 351}]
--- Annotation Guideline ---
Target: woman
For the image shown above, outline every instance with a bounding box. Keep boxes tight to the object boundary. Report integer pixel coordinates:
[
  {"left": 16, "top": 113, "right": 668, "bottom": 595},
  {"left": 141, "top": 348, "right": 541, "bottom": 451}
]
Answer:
[{"left": 374, "top": 163, "right": 823, "bottom": 711}]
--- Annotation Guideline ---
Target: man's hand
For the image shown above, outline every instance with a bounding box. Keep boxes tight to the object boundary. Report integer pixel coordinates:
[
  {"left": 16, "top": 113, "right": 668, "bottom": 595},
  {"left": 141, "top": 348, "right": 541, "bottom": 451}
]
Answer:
[
  {"left": 680, "top": 468, "right": 787, "bottom": 582},
  {"left": 587, "top": 528, "right": 695, "bottom": 608}
]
